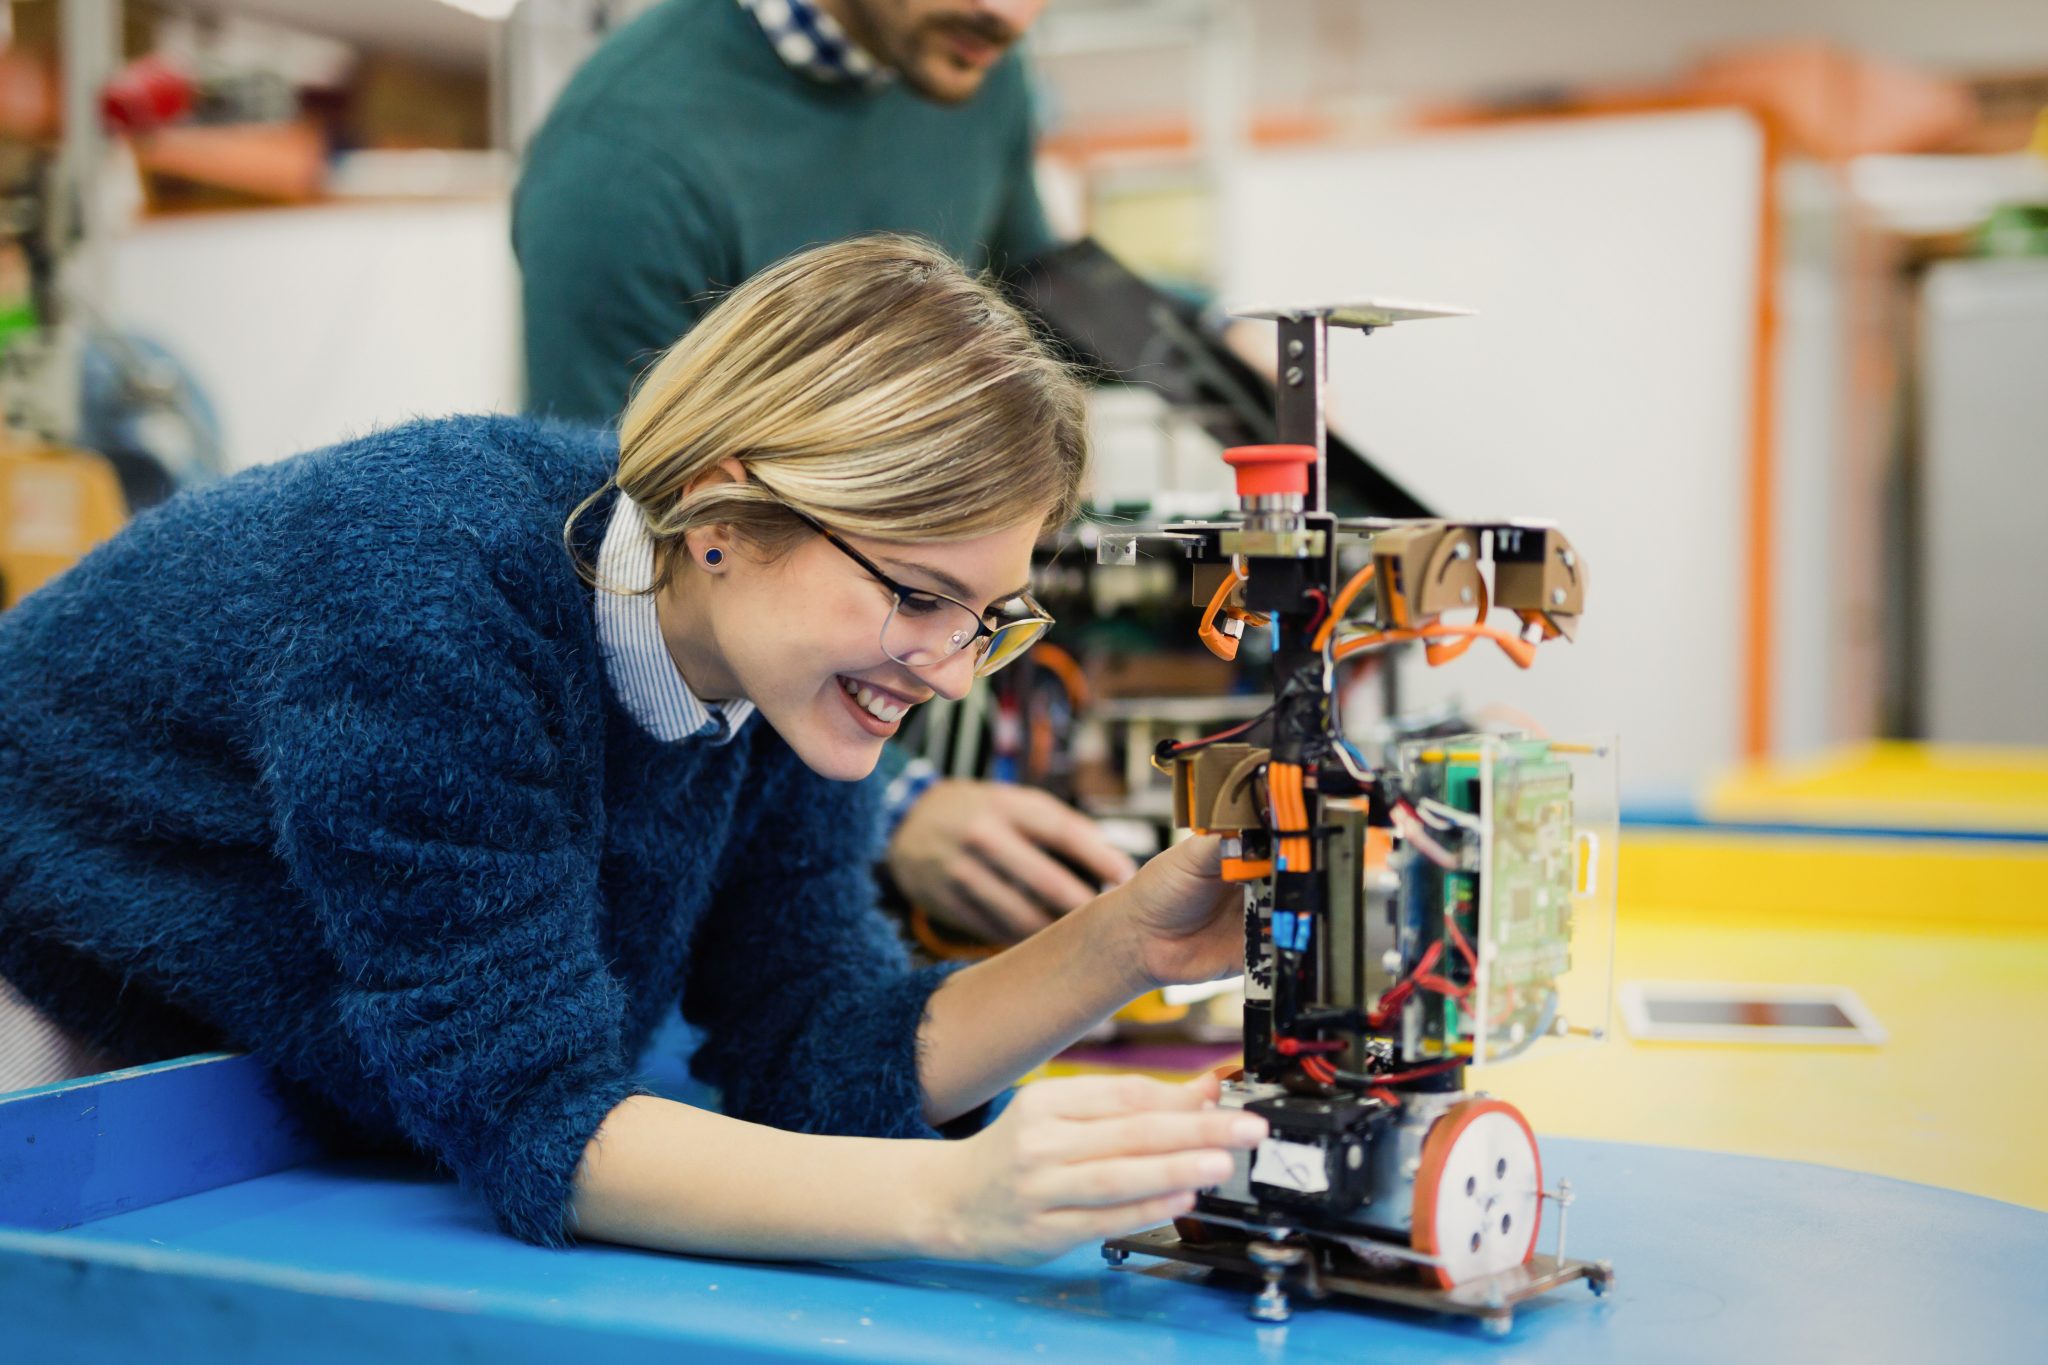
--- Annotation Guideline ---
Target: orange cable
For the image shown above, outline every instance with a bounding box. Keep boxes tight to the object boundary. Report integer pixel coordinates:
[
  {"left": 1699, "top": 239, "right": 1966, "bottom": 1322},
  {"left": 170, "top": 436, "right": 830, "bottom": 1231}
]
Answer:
[
  {"left": 1312, "top": 562, "right": 1376, "bottom": 652},
  {"left": 1028, "top": 641, "right": 1089, "bottom": 710},
  {"left": 1197, "top": 567, "right": 1247, "bottom": 661},
  {"left": 1334, "top": 620, "right": 1537, "bottom": 670},
  {"left": 1422, "top": 573, "right": 1488, "bottom": 667}
]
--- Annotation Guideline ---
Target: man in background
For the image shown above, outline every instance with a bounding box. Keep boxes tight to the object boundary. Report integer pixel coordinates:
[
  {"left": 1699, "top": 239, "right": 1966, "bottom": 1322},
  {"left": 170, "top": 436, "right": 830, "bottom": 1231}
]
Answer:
[{"left": 515, "top": 0, "right": 1138, "bottom": 941}]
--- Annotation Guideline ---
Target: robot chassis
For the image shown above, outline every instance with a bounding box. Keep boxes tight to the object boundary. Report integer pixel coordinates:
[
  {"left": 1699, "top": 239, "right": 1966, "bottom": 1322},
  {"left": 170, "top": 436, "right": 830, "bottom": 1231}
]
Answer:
[{"left": 1094, "top": 300, "right": 1615, "bottom": 1335}]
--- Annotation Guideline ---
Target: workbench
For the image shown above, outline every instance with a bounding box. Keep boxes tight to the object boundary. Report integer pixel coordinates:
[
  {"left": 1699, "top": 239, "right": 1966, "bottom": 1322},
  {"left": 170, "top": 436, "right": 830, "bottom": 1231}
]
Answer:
[{"left": 3, "top": 1049, "right": 2042, "bottom": 1363}]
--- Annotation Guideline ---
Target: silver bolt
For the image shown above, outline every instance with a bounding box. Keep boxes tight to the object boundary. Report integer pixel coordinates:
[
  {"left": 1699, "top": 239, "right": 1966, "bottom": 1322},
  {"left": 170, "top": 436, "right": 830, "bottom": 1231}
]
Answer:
[
  {"left": 1247, "top": 1241, "right": 1304, "bottom": 1323},
  {"left": 1551, "top": 587, "right": 1566, "bottom": 605},
  {"left": 1285, "top": 366, "right": 1304, "bottom": 386},
  {"left": 1287, "top": 339, "right": 1305, "bottom": 358},
  {"left": 1561, "top": 549, "right": 1576, "bottom": 568},
  {"left": 1555, "top": 1178, "right": 1575, "bottom": 1265},
  {"left": 1452, "top": 541, "right": 1472, "bottom": 560},
  {"left": 1460, "top": 586, "right": 1473, "bottom": 604}
]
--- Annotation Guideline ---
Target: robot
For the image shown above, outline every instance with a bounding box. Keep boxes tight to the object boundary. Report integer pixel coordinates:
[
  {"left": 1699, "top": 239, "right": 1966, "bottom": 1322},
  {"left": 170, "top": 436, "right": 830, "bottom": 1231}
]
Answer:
[{"left": 1095, "top": 300, "right": 1617, "bottom": 1336}]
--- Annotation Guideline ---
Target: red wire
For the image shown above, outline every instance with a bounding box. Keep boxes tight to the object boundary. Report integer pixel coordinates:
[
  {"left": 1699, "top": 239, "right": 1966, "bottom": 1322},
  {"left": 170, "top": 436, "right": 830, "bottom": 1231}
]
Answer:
[
  {"left": 1274, "top": 1036, "right": 1347, "bottom": 1056},
  {"left": 1162, "top": 709, "right": 1270, "bottom": 756},
  {"left": 1448, "top": 919, "right": 1479, "bottom": 972},
  {"left": 1368, "top": 940, "right": 1445, "bottom": 1026},
  {"left": 1303, "top": 587, "right": 1330, "bottom": 637},
  {"left": 1415, "top": 973, "right": 1473, "bottom": 1002},
  {"left": 1368, "top": 1059, "right": 1465, "bottom": 1086}
]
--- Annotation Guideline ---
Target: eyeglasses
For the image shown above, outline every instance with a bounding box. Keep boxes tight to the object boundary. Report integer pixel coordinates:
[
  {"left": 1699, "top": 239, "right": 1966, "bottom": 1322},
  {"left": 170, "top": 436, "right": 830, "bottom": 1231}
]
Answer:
[{"left": 786, "top": 508, "right": 1053, "bottom": 678}]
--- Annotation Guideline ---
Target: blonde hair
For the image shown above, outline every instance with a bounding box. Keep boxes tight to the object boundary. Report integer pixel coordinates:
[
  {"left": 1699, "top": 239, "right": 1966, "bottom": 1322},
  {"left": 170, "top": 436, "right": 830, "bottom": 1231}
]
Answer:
[{"left": 568, "top": 233, "right": 1088, "bottom": 590}]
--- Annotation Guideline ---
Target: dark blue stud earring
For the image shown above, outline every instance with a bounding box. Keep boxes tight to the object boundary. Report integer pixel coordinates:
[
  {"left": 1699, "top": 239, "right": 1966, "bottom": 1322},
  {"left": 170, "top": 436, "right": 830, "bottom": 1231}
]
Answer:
[{"left": 704, "top": 547, "right": 724, "bottom": 567}]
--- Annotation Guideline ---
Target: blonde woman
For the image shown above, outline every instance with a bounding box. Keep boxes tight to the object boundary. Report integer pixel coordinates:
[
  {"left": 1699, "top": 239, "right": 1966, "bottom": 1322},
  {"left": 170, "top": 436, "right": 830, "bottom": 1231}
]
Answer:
[{"left": 0, "top": 235, "right": 1265, "bottom": 1262}]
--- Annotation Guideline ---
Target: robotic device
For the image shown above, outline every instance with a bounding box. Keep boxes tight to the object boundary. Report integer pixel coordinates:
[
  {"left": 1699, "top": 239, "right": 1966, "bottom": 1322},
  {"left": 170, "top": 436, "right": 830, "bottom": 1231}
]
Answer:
[{"left": 1095, "top": 300, "right": 1618, "bottom": 1336}]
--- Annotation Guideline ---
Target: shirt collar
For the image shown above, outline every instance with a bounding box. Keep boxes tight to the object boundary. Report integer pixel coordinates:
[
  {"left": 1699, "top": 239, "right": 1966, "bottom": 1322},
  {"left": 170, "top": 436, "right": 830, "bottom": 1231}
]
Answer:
[
  {"left": 594, "top": 494, "right": 756, "bottom": 746},
  {"left": 736, "top": 0, "right": 895, "bottom": 88}
]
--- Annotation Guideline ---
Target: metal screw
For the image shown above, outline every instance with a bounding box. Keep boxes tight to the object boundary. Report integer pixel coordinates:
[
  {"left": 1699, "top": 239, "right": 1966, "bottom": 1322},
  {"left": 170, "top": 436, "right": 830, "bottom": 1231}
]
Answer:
[
  {"left": 1247, "top": 1241, "right": 1305, "bottom": 1323},
  {"left": 1452, "top": 541, "right": 1472, "bottom": 560},
  {"left": 1460, "top": 586, "right": 1473, "bottom": 604},
  {"left": 1287, "top": 339, "right": 1305, "bottom": 358},
  {"left": 1285, "top": 366, "right": 1304, "bottom": 386},
  {"left": 1561, "top": 549, "right": 1575, "bottom": 568},
  {"left": 1555, "top": 1179, "right": 1575, "bottom": 1265},
  {"left": 1551, "top": 587, "right": 1566, "bottom": 605}
]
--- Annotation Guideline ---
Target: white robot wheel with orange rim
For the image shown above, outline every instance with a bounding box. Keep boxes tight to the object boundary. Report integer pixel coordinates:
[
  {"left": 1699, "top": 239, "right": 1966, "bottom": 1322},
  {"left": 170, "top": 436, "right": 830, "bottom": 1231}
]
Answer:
[{"left": 1410, "top": 1097, "right": 1543, "bottom": 1288}]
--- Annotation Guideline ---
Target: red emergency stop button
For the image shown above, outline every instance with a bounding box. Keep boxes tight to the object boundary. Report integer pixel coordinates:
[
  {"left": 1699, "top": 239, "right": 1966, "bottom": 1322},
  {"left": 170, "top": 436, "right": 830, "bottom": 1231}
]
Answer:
[{"left": 1222, "top": 444, "right": 1316, "bottom": 499}]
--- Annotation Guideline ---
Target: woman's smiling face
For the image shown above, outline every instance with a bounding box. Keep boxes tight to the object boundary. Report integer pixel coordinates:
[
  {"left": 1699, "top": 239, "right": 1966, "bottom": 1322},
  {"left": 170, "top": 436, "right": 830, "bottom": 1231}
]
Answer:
[{"left": 657, "top": 511, "right": 1044, "bottom": 782}]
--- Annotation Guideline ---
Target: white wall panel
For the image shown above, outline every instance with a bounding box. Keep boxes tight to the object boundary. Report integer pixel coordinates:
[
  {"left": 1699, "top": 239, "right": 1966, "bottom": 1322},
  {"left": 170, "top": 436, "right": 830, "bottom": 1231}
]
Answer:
[
  {"left": 1220, "top": 109, "right": 1764, "bottom": 794},
  {"left": 111, "top": 198, "right": 523, "bottom": 473}
]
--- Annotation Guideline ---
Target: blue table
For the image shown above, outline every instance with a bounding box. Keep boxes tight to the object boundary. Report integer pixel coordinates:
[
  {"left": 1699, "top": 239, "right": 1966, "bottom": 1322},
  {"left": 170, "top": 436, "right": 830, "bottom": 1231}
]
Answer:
[{"left": 4, "top": 1054, "right": 2043, "bottom": 1362}]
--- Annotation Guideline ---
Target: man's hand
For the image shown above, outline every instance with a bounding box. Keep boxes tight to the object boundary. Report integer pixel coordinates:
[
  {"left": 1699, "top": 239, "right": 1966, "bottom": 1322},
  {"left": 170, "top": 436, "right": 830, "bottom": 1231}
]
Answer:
[{"left": 887, "top": 779, "right": 1139, "bottom": 943}]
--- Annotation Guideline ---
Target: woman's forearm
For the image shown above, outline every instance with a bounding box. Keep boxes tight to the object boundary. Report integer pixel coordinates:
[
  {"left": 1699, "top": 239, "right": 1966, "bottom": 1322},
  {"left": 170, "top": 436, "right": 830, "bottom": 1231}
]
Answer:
[
  {"left": 916, "top": 893, "right": 1151, "bottom": 1124},
  {"left": 570, "top": 1094, "right": 959, "bottom": 1259}
]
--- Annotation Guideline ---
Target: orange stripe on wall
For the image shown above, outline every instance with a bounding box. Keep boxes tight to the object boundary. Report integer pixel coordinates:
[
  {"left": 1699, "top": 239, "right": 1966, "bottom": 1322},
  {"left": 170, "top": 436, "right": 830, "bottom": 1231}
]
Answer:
[{"left": 1744, "top": 116, "right": 1782, "bottom": 758}]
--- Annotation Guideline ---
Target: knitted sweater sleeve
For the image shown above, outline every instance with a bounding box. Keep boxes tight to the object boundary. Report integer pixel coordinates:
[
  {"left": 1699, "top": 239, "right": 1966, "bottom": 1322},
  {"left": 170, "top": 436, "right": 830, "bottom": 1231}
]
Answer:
[
  {"left": 259, "top": 554, "right": 635, "bottom": 1246},
  {"left": 685, "top": 738, "right": 961, "bottom": 1138}
]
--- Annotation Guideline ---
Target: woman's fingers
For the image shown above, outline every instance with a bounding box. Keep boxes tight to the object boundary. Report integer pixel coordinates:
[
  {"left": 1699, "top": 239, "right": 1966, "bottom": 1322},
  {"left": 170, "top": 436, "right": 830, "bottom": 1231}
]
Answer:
[
  {"left": 1026, "top": 1073, "right": 1211, "bottom": 1122},
  {"left": 1031, "top": 1148, "right": 1237, "bottom": 1210},
  {"left": 1041, "top": 1191, "right": 1200, "bottom": 1247},
  {"left": 1043, "top": 1107, "right": 1266, "bottom": 1164}
]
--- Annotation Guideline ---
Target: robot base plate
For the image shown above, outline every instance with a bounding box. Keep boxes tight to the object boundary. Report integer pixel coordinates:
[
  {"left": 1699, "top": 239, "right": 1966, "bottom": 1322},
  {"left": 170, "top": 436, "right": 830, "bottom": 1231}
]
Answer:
[{"left": 1101, "top": 1224, "right": 1613, "bottom": 1336}]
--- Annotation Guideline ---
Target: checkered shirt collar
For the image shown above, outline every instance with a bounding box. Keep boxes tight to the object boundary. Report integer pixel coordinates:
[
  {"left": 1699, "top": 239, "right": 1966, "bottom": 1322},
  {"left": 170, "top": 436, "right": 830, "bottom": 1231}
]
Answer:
[{"left": 736, "top": 0, "right": 894, "bottom": 88}]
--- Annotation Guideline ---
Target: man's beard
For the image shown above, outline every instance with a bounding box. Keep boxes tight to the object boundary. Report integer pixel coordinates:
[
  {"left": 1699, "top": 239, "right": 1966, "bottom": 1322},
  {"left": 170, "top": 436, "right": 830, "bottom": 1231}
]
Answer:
[{"left": 846, "top": 2, "right": 1017, "bottom": 102}]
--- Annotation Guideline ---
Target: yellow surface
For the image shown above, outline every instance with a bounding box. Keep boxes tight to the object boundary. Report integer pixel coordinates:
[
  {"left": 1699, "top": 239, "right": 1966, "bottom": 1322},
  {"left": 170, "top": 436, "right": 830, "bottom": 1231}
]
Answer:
[
  {"left": 1501, "top": 835, "right": 2048, "bottom": 1211},
  {"left": 1053, "top": 829, "right": 2048, "bottom": 1211},
  {"left": 1704, "top": 740, "right": 2048, "bottom": 834}
]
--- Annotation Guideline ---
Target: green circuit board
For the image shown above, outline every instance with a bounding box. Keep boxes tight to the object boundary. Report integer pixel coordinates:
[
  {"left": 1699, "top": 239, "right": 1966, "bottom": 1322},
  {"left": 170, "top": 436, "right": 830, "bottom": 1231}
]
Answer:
[
  {"left": 1474, "top": 742, "right": 1575, "bottom": 1055},
  {"left": 1405, "top": 739, "right": 1576, "bottom": 1060}
]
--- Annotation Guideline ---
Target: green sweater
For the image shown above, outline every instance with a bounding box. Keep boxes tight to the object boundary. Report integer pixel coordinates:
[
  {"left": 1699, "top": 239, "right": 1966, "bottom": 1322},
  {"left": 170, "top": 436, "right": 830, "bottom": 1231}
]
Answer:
[{"left": 514, "top": 0, "right": 1054, "bottom": 425}]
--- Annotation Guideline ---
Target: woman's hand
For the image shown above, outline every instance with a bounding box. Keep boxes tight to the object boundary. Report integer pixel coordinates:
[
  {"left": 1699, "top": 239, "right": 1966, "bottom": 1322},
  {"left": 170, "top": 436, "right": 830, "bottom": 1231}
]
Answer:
[
  {"left": 923, "top": 1072, "right": 1266, "bottom": 1266},
  {"left": 1100, "top": 834, "right": 1246, "bottom": 991}
]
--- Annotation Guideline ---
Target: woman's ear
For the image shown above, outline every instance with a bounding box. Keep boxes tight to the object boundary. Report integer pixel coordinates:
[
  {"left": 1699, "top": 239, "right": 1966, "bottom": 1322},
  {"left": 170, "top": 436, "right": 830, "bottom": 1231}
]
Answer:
[
  {"left": 678, "top": 458, "right": 749, "bottom": 571},
  {"left": 683, "top": 456, "right": 749, "bottom": 497}
]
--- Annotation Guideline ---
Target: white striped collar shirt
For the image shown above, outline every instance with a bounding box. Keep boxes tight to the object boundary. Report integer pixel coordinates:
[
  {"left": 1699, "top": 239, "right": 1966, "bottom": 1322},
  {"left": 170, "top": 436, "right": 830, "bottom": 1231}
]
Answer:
[{"left": 594, "top": 494, "right": 756, "bottom": 746}]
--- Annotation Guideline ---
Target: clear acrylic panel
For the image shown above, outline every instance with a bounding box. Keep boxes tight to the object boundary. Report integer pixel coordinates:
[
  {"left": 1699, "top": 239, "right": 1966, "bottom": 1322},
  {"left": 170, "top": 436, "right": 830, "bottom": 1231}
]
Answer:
[{"left": 1391, "top": 733, "right": 1618, "bottom": 1069}]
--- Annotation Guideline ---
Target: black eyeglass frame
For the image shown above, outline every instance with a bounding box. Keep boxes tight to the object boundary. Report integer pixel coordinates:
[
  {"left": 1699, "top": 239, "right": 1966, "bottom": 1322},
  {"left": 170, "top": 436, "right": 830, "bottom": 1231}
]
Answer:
[{"left": 783, "top": 507, "right": 1053, "bottom": 676}]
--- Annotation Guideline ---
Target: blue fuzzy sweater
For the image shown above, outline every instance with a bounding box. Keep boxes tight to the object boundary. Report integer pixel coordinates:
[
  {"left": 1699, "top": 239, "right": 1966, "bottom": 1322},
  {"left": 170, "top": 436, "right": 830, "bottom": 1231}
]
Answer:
[{"left": 0, "top": 414, "right": 958, "bottom": 1244}]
